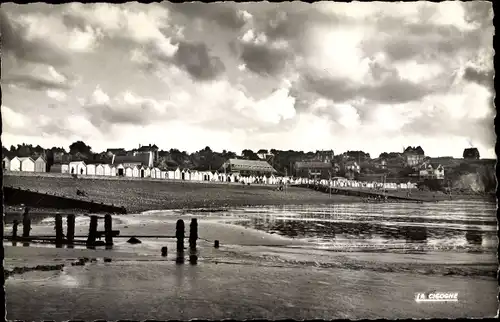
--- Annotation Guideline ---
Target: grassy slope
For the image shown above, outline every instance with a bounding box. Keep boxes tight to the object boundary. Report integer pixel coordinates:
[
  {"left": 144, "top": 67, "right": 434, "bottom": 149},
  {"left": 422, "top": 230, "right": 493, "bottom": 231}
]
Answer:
[{"left": 4, "top": 175, "right": 360, "bottom": 213}]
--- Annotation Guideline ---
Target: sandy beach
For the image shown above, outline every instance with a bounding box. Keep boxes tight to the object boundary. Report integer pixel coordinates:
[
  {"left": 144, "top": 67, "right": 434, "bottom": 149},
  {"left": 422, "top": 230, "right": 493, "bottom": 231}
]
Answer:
[
  {"left": 4, "top": 206, "right": 498, "bottom": 320},
  {"left": 4, "top": 174, "right": 360, "bottom": 214}
]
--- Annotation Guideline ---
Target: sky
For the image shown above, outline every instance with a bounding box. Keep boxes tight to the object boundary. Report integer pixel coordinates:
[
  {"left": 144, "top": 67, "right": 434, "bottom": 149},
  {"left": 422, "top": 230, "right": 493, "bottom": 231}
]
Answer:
[{"left": 0, "top": 1, "right": 495, "bottom": 158}]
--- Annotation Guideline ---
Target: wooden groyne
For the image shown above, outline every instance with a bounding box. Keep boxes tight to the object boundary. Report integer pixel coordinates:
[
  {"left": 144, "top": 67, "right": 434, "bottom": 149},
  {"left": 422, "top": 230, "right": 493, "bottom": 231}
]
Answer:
[
  {"left": 295, "top": 183, "right": 429, "bottom": 203},
  {"left": 5, "top": 213, "right": 206, "bottom": 265},
  {"left": 4, "top": 186, "right": 127, "bottom": 214}
]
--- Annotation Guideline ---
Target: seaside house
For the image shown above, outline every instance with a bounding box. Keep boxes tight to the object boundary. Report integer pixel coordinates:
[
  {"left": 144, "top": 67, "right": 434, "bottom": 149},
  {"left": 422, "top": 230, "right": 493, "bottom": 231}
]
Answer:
[
  {"left": 463, "top": 148, "right": 480, "bottom": 160},
  {"left": 34, "top": 156, "right": 47, "bottom": 173},
  {"left": 3, "top": 156, "right": 11, "bottom": 171},
  {"left": 419, "top": 163, "right": 445, "bottom": 180},
  {"left": 69, "top": 161, "right": 86, "bottom": 175},
  {"left": 294, "top": 161, "right": 333, "bottom": 180},
  {"left": 96, "top": 164, "right": 105, "bottom": 176},
  {"left": 403, "top": 146, "right": 425, "bottom": 167},
  {"left": 220, "top": 159, "right": 278, "bottom": 177}
]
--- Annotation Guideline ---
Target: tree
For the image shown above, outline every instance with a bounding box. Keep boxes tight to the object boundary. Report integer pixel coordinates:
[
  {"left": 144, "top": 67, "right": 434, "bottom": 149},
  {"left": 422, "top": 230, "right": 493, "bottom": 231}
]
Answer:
[
  {"left": 69, "top": 141, "right": 92, "bottom": 156},
  {"left": 241, "top": 149, "right": 259, "bottom": 160}
]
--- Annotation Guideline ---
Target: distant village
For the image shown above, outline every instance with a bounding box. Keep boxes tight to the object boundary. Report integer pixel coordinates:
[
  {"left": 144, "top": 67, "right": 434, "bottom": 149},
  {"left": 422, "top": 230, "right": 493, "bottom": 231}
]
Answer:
[{"left": 1, "top": 141, "right": 491, "bottom": 190}]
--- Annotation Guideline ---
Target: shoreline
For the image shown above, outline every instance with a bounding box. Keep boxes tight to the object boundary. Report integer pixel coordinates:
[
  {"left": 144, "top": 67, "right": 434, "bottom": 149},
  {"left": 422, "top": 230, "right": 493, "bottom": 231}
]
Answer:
[{"left": 4, "top": 175, "right": 495, "bottom": 215}]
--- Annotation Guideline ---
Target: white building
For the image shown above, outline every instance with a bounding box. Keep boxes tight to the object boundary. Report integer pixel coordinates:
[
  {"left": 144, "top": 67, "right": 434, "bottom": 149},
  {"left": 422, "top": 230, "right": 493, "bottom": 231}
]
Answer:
[
  {"left": 19, "top": 157, "right": 35, "bottom": 172},
  {"left": 132, "top": 166, "right": 140, "bottom": 177},
  {"left": 110, "top": 166, "right": 116, "bottom": 176},
  {"left": 125, "top": 167, "right": 133, "bottom": 177},
  {"left": 9, "top": 157, "right": 21, "bottom": 171},
  {"left": 96, "top": 164, "right": 105, "bottom": 176},
  {"left": 86, "top": 164, "right": 96, "bottom": 176},
  {"left": 69, "top": 161, "right": 86, "bottom": 175}
]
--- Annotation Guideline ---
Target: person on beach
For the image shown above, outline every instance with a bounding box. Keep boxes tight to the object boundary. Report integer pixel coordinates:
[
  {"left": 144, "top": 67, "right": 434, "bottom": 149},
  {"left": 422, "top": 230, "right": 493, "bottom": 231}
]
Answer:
[{"left": 22, "top": 207, "right": 31, "bottom": 237}]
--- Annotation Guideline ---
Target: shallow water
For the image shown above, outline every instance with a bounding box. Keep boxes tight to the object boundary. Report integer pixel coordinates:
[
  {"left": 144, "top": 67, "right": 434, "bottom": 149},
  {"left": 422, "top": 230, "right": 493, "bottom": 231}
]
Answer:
[{"left": 4, "top": 200, "right": 499, "bottom": 320}]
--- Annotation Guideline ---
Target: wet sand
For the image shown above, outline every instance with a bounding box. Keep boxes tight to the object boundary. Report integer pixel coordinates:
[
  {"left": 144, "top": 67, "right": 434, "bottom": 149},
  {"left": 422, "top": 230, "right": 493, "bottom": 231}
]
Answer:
[
  {"left": 5, "top": 246, "right": 498, "bottom": 321},
  {"left": 4, "top": 202, "right": 498, "bottom": 320},
  {"left": 5, "top": 212, "right": 498, "bottom": 320}
]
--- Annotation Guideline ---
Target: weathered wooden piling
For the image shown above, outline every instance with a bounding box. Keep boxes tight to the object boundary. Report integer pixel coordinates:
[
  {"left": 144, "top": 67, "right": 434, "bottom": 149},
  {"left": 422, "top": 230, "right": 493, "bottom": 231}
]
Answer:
[
  {"left": 214, "top": 240, "right": 220, "bottom": 248},
  {"left": 66, "top": 214, "right": 75, "bottom": 244},
  {"left": 176, "top": 219, "right": 185, "bottom": 252},
  {"left": 22, "top": 207, "right": 31, "bottom": 238},
  {"left": 189, "top": 218, "right": 198, "bottom": 250},
  {"left": 104, "top": 214, "right": 113, "bottom": 246},
  {"left": 12, "top": 220, "right": 19, "bottom": 239},
  {"left": 86, "top": 215, "right": 98, "bottom": 247},
  {"left": 55, "top": 214, "right": 64, "bottom": 246}
]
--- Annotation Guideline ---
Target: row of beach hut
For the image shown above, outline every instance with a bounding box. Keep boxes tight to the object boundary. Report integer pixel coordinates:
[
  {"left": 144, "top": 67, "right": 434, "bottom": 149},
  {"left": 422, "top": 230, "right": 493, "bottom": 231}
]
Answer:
[{"left": 3, "top": 156, "right": 418, "bottom": 190}]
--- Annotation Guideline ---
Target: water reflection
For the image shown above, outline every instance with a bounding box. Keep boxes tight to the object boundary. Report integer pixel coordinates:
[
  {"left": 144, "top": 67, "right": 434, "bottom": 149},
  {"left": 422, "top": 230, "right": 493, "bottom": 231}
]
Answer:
[{"left": 214, "top": 201, "right": 496, "bottom": 252}]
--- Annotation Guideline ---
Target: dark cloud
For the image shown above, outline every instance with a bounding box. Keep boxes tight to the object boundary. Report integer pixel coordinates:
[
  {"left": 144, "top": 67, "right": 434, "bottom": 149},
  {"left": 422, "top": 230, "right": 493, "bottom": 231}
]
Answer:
[
  {"left": 463, "top": 67, "right": 494, "bottom": 88},
  {"left": 0, "top": 9, "right": 70, "bottom": 67},
  {"left": 303, "top": 66, "right": 432, "bottom": 105},
  {"left": 165, "top": 2, "right": 247, "bottom": 30},
  {"left": 239, "top": 42, "right": 292, "bottom": 76},
  {"left": 172, "top": 41, "right": 226, "bottom": 81},
  {"left": 1, "top": 74, "right": 71, "bottom": 91},
  {"left": 462, "top": 1, "right": 493, "bottom": 27}
]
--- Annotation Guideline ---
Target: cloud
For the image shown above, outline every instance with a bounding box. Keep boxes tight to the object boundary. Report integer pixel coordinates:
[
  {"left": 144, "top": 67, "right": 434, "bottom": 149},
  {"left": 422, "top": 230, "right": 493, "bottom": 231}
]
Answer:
[
  {"left": 81, "top": 86, "right": 174, "bottom": 130},
  {"left": 0, "top": 9, "right": 71, "bottom": 67},
  {"left": 165, "top": 2, "right": 249, "bottom": 30},
  {"left": 1, "top": 65, "right": 74, "bottom": 92},
  {"left": 172, "top": 41, "right": 226, "bottom": 81},
  {"left": 463, "top": 66, "right": 494, "bottom": 88}
]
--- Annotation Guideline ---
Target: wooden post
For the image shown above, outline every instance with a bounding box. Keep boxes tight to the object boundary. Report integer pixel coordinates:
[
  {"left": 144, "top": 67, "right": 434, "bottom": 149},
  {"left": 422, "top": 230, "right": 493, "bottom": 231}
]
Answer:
[
  {"left": 22, "top": 207, "right": 31, "bottom": 238},
  {"left": 55, "top": 214, "right": 64, "bottom": 246},
  {"left": 214, "top": 240, "right": 220, "bottom": 248},
  {"left": 176, "top": 219, "right": 185, "bottom": 252},
  {"left": 189, "top": 218, "right": 198, "bottom": 251},
  {"left": 12, "top": 220, "right": 19, "bottom": 239},
  {"left": 87, "top": 215, "right": 98, "bottom": 248},
  {"left": 66, "top": 214, "right": 75, "bottom": 245},
  {"left": 104, "top": 214, "right": 113, "bottom": 246}
]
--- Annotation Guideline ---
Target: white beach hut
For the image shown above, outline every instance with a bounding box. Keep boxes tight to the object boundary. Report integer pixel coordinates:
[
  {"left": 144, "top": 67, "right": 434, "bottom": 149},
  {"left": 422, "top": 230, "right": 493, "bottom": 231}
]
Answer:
[
  {"left": 17, "top": 157, "right": 35, "bottom": 172},
  {"left": 132, "top": 166, "right": 140, "bottom": 177},
  {"left": 9, "top": 157, "right": 21, "bottom": 171},
  {"left": 125, "top": 167, "right": 133, "bottom": 177},
  {"left": 96, "top": 164, "right": 105, "bottom": 176},
  {"left": 160, "top": 170, "right": 167, "bottom": 179},
  {"left": 86, "top": 164, "right": 96, "bottom": 176},
  {"left": 69, "top": 161, "right": 86, "bottom": 175},
  {"left": 3, "top": 156, "right": 10, "bottom": 171},
  {"left": 144, "top": 167, "right": 151, "bottom": 178},
  {"left": 116, "top": 164, "right": 125, "bottom": 176},
  {"left": 172, "top": 167, "right": 180, "bottom": 180},
  {"left": 181, "top": 169, "right": 190, "bottom": 181},
  {"left": 110, "top": 166, "right": 116, "bottom": 176}
]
